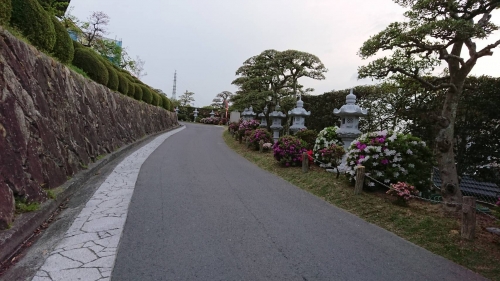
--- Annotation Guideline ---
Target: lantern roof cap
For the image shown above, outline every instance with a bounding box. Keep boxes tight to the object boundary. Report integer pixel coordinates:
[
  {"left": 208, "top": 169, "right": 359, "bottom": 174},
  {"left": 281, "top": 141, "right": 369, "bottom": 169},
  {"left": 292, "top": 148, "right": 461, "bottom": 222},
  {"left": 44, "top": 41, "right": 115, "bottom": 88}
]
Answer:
[
  {"left": 269, "top": 104, "right": 286, "bottom": 118},
  {"left": 288, "top": 96, "right": 310, "bottom": 116},
  {"left": 333, "top": 89, "right": 368, "bottom": 116}
]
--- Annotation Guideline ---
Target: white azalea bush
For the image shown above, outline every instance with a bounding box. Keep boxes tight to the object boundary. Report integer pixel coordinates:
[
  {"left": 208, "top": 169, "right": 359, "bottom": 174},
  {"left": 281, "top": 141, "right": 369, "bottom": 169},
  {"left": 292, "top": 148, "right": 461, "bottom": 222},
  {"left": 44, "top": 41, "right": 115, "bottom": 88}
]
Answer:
[
  {"left": 345, "top": 130, "right": 433, "bottom": 192},
  {"left": 313, "top": 126, "right": 343, "bottom": 163}
]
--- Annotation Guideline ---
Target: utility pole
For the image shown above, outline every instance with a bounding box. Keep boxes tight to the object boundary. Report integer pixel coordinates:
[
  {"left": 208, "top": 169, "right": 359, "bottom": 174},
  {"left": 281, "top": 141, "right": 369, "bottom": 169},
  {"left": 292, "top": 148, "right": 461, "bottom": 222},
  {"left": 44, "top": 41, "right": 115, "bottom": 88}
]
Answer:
[{"left": 172, "top": 70, "right": 177, "bottom": 100}]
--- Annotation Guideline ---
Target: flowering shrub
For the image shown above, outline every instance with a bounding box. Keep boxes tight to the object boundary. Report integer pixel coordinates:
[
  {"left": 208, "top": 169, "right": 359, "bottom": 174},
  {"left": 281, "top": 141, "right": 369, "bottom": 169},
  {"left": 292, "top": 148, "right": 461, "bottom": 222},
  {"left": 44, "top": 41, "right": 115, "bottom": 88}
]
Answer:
[
  {"left": 313, "top": 126, "right": 343, "bottom": 161},
  {"left": 273, "top": 135, "right": 308, "bottom": 167},
  {"left": 262, "top": 142, "right": 273, "bottom": 151},
  {"left": 316, "top": 144, "right": 345, "bottom": 168},
  {"left": 200, "top": 117, "right": 220, "bottom": 124},
  {"left": 238, "top": 120, "right": 260, "bottom": 136},
  {"left": 295, "top": 129, "right": 318, "bottom": 150},
  {"left": 249, "top": 129, "right": 273, "bottom": 150},
  {"left": 345, "top": 130, "right": 433, "bottom": 191},
  {"left": 387, "top": 182, "right": 419, "bottom": 204},
  {"left": 228, "top": 122, "right": 239, "bottom": 132}
]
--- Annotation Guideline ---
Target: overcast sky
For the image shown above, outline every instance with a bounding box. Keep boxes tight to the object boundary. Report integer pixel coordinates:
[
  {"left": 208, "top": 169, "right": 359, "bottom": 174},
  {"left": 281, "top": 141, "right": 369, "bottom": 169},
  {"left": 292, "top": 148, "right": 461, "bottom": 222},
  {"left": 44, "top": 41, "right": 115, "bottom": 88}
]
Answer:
[{"left": 69, "top": 0, "right": 500, "bottom": 107}]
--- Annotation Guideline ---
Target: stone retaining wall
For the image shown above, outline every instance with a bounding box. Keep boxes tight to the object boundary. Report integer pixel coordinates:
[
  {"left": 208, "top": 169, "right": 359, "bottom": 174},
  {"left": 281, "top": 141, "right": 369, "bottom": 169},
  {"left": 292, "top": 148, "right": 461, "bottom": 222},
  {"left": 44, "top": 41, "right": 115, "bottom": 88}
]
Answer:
[{"left": 0, "top": 27, "right": 178, "bottom": 229}]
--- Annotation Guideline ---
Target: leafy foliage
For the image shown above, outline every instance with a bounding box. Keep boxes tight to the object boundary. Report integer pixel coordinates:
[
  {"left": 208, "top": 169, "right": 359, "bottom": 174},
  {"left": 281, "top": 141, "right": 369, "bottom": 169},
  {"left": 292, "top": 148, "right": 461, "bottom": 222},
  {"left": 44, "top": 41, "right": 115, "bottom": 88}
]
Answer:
[
  {"left": 179, "top": 90, "right": 195, "bottom": 106},
  {"left": 102, "top": 61, "right": 118, "bottom": 91},
  {"left": 140, "top": 85, "right": 152, "bottom": 104},
  {"left": 10, "top": 0, "right": 56, "bottom": 52},
  {"left": 133, "top": 84, "right": 143, "bottom": 101},
  {"left": 0, "top": 0, "right": 12, "bottom": 26},
  {"left": 50, "top": 16, "right": 74, "bottom": 64},
  {"left": 117, "top": 73, "right": 129, "bottom": 95},
  {"left": 294, "top": 129, "right": 318, "bottom": 150},
  {"left": 72, "top": 48, "right": 109, "bottom": 86}
]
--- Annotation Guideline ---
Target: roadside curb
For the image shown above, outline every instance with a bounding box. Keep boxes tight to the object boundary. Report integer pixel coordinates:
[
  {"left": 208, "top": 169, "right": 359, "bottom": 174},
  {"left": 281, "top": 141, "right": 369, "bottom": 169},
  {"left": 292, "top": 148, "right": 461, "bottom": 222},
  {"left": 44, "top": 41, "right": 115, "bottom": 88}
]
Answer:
[{"left": 0, "top": 125, "right": 183, "bottom": 265}]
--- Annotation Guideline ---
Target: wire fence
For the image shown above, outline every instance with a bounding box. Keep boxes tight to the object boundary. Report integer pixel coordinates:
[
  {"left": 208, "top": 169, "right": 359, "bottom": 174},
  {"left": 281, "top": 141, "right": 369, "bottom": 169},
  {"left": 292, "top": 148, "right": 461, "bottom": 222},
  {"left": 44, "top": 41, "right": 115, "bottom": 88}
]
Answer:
[{"left": 362, "top": 171, "right": 500, "bottom": 222}]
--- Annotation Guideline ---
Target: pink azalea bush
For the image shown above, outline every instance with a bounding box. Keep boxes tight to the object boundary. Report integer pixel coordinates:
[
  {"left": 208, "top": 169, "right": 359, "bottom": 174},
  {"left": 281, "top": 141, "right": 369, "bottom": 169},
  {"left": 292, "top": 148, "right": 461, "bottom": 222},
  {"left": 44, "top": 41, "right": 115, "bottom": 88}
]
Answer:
[
  {"left": 345, "top": 130, "right": 433, "bottom": 192},
  {"left": 387, "top": 182, "right": 419, "bottom": 203},
  {"left": 316, "top": 144, "right": 345, "bottom": 168},
  {"left": 249, "top": 129, "right": 273, "bottom": 150},
  {"left": 200, "top": 117, "right": 220, "bottom": 124},
  {"left": 273, "top": 135, "right": 308, "bottom": 167},
  {"left": 228, "top": 122, "right": 240, "bottom": 133},
  {"left": 238, "top": 119, "right": 260, "bottom": 136}
]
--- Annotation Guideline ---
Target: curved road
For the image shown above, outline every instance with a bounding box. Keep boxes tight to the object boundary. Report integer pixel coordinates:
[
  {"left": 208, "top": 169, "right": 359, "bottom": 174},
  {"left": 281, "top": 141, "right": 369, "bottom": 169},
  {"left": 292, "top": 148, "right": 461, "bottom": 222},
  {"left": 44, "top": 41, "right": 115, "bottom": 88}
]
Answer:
[{"left": 111, "top": 123, "right": 483, "bottom": 281}]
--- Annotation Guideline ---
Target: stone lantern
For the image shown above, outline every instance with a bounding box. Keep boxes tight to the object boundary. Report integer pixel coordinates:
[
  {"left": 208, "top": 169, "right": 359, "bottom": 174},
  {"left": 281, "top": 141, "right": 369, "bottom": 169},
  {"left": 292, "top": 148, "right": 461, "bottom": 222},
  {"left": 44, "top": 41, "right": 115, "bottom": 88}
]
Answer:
[
  {"left": 333, "top": 89, "right": 368, "bottom": 169},
  {"left": 241, "top": 107, "right": 249, "bottom": 121},
  {"left": 288, "top": 96, "right": 311, "bottom": 134},
  {"left": 269, "top": 104, "right": 286, "bottom": 143},
  {"left": 242, "top": 106, "right": 257, "bottom": 121},
  {"left": 210, "top": 110, "right": 215, "bottom": 118},
  {"left": 258, "top": 105, "right": 268, "bottom": 128},
  {"left": 193, "top": 108, "right": 199, "bottom": 122}
]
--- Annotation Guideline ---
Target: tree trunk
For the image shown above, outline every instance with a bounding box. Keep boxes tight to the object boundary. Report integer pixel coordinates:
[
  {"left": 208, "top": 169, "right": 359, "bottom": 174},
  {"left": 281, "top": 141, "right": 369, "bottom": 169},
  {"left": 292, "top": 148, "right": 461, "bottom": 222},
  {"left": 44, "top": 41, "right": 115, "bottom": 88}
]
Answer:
[{"left": 436, "top": 84, "right": 463, "bottom": 212}]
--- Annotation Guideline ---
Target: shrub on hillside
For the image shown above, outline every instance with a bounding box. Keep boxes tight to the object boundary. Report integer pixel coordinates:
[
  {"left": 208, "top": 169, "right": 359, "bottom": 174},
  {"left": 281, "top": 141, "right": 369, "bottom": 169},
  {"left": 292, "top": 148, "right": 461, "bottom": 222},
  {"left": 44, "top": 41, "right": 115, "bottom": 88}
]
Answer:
[
  {"left": 295, "top": 129, "right": 318, "bottom": 150},
  {"left": 156, "top": 93, "right": 162, "bottom": 107},
  {"left": 117, "top": 73, "right": 129, "bottom": 95},
  {"left": 273, "top": 135, "right": 308, "bottom": 167},
  {"left": 50, "top": 16, "right": 74, "bottom": 64},
  {"left": 72, "top": 48, "right": 109, "bottom": 85},
  {"left": 126, "top": 80, "right": 135, "bottom": 97},
  {"left": 133, "top": 84, "right": 143, "bottom": 101},
  {"left": 151, "top": 92, "right": 160, "bottom": 106},
  {"left": 101, "top": 61, "right": 118, "bottom": 91},
  {"left": 313, "top": 126, "right": 343, "bottom": 162},
  {"left": 161, "top": 95, "right": 170, "bottom": 110},
  {"left": 72, "top": 40, "right": 84, "bottom": 49},
  {"left": 10, "top": 0, "right": 56, "bottom": 52},
  {"left": 345, "top": 130, "right": 433, "bottom": 192},
  {"left": 0, "top": 0, "right": 12, "bottom": 26},
  {"left": 140, "top": 85, "right": 152, "bottom": 104}
]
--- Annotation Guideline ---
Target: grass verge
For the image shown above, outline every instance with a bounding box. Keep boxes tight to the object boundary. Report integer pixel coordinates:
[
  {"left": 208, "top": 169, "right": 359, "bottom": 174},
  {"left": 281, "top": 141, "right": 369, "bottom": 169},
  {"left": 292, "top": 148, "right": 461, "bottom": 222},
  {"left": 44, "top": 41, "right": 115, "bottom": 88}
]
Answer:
[{"left": 223, "top": 130, "right": 500, "bottom": 280}]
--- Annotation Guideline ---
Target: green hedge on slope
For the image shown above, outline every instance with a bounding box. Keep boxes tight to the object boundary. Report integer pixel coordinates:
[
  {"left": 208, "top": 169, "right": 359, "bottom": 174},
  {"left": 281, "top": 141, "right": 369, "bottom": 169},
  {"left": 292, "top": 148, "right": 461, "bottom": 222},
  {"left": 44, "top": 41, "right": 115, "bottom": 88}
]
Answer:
[
  {"left": 0, "top": 0, "right": 12, "bottom": 26},
  {"left": 72, "top": 48, "right": 109, "bottom": 86},
  {"left": 10, "top": 0, "right": 56, "bottom": 52},
  {"left": 51, "top": 16, "right": 74, "bottom": 64}
]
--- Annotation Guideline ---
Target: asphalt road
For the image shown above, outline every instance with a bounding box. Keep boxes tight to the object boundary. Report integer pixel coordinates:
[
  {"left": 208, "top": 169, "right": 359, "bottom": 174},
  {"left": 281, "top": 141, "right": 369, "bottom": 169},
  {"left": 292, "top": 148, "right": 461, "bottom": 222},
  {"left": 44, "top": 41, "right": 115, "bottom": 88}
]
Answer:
[{"left": 112, "top": 122, "right": 484, "bottom": 281}]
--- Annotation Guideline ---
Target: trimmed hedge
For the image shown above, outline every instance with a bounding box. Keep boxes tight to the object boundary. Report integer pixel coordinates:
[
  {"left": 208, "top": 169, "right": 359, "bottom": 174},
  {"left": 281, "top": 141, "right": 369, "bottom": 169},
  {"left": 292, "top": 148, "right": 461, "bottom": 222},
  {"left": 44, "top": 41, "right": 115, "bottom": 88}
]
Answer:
[
  {"left": 127, "top": 80, "right": 135, "bottom": 97},
  {"left": 133, "top": 84, "right": 143, "bottom": 101},
  {"left": 157, "top": 93, "right": 163, "bottom": 107},
  {"left": 151, "top": 92, "right": 160, "bottom": 106},
  {"left": 73, "top": 40, "right": 84, "bottom": 49},
  {"left": 51, "top": 16, "right": 74, "bottom": 64},
  {"left": 117, "top": 73, "right": 129, "bottom": 95},
  {"left": 10, "top": 0, "right": 56, "bottom": 52},
  {"left": 102, "top": 61, "right": 118, "bottom": 91},
  {"left": 72, "top": 48, "right": 109, "bottom": 86},
  {"left": 0, "top": 0, "right": 12, "bottom": 26},
  {"left": 140, "top": 85, "right": 152, "bottom": 104},
  {"left": 161, "top": 95, "right": 170, "bottom": 110}
]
